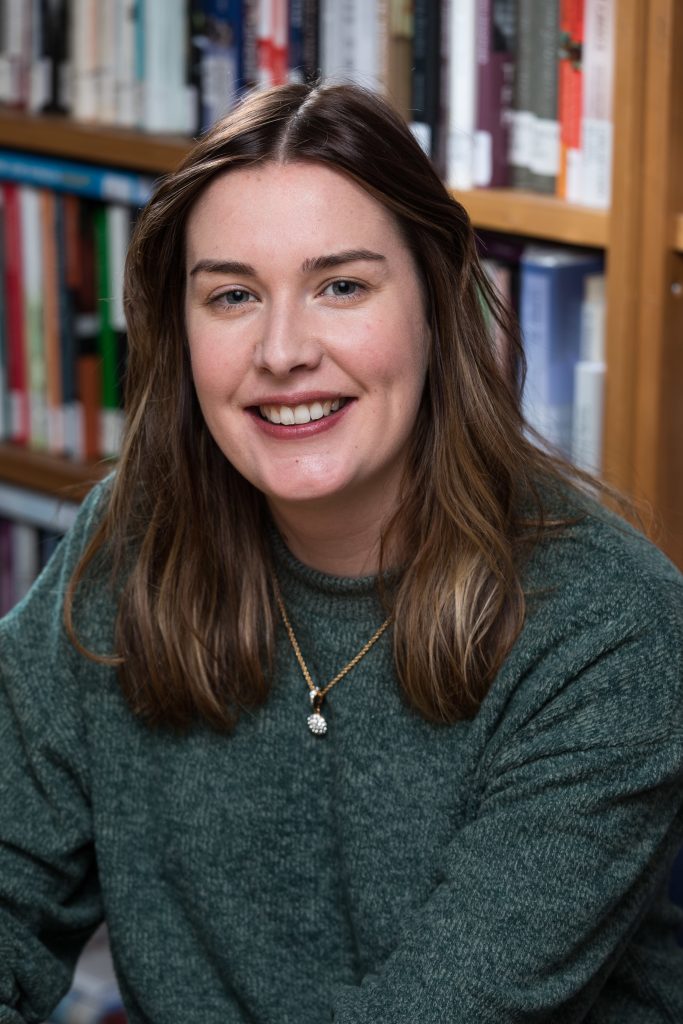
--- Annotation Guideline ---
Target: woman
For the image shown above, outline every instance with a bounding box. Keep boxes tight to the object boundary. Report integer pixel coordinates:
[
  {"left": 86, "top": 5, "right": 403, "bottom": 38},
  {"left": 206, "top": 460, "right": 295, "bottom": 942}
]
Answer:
[{"left": 0, "top": 82, "right": 681, "bottom": 1023}]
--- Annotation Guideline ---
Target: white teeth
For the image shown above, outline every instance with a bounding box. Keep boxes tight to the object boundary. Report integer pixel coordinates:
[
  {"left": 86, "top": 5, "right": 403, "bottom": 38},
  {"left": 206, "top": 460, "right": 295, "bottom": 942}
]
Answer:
[{"left": 258, "top": 399, "right": 346, "bottom": 425}]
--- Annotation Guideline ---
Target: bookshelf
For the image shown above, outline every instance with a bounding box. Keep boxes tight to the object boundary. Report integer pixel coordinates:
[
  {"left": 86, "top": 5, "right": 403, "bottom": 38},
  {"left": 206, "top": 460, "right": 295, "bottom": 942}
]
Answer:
[{"left": 0, "top": 0, "right": 680, "bottom": 566}]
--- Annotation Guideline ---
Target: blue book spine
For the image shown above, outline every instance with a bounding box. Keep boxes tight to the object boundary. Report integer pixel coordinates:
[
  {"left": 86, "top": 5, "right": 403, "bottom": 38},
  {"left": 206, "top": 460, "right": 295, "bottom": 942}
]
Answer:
[
  {"left": 520, "top": 247, "right": 604, "bottom": 454},
  {"left": 289, "top": 0, "right": 305, "bottom": 81},
  {"left": 0, "top": 150, "right": 154, "bottom": 206},
  {"left": 194, "top": 0, "right": 243, "bottom": 131}
]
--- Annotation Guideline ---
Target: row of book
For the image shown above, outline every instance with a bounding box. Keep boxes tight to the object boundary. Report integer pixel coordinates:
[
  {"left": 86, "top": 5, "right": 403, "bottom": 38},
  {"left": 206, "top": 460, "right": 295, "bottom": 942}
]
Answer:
[
  {"left": 0, "top": 2, "right": 614, "bottom": 206},
  {"left": 0, "top": 152, "right": 143, "bottom": 462},
  {"left": 414, "top": 0, "right": 614, "bottom": 205},
  {"left": 479, "top": 233, "right": 606, "bottom": 472}
]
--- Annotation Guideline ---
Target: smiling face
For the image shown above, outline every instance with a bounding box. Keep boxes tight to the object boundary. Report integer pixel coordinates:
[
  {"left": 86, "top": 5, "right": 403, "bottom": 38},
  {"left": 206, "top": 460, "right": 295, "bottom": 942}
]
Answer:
[{"left": 184, "top": 160, "right": 430, "bottom": 531}]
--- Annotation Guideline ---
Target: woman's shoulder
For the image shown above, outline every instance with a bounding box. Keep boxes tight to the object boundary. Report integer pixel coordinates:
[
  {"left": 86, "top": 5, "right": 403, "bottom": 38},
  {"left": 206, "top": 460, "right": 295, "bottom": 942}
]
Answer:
[{"left": 522, "top": 484, "right": 681, "bottom": 615}]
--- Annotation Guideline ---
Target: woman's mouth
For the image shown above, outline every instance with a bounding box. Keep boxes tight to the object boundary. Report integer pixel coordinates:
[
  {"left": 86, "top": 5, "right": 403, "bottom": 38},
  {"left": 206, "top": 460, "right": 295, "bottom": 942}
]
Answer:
[{"left": 257, "top": 398, "right": 349, "bottom": 425}]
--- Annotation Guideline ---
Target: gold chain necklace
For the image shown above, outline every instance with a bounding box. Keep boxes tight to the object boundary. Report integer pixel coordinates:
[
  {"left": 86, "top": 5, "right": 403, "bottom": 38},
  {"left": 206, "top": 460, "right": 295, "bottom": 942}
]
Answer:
[{"left": 273, "top": 579, "right": 392, "bottom": 736}]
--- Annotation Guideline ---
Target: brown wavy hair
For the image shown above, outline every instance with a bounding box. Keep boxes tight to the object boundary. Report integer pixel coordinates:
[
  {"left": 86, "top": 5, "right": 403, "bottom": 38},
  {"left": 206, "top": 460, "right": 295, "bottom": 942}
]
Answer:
[{"left": 66, "top": 81, "right": 594, "bottom": 730}]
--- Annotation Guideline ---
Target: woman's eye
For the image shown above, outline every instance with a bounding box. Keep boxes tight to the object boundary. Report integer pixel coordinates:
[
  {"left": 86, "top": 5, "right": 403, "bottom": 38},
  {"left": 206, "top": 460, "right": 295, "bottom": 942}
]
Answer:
[
  {"left": 213, "top": 288, "right": 255, "bottom": 307},
  {"left": 323, "top": 280, "right": 365, "bottom": 300}
]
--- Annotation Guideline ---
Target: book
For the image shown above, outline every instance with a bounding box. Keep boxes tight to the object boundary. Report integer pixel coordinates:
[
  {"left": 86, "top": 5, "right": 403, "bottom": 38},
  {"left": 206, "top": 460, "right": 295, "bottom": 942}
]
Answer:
[
  {"left": 519, "top": 245, "right": 603, "bottom": 454},
  {"left": 2, "top": 182, "right": 29, "bottom": 445},
  {"left": 508, "top": 0, "right": 534, "bottom": 189},
  {"left": 40, "top": 0, "right": 72, "bottom": 116},
  {"left": 41, "top": 188, "right": 65, "bottom": 454},
  {"left": 191, "top": 0, "right": 243, "bottom": 133},
  {"left": 410, "top": 0, "right": 441, "bottom": 158},
  {"left": 446, "top": 0, "right": 477, "bottom": 189},
  {"left": 581, "top": 0, "right": 614, "bottom": 208},
  {"left": 382, "top": 0, "right": 412, "bottom": 121},
  {"left": 528, "top": 1, "right": 560, "bottom": 194},
  {"left": 70, "top": 0, "right": 100, "bottom": 122},
  {"left": 473, "top": 0, "right": 516, "bottom": 188},
  {"left": 557, "top": 0, "right": 584, "bottom": 201},
  {"left": 20, "top": 186, "right": 47, "bottom": 450},
  {"left": 571, "top": 273, "right": 606, "bottom": 472},
  {"left": 143, "top": 0, "right": 193, "bottom": 133},
  {"left": 0, "top": 149, "right": 154, "bottom": 205}
]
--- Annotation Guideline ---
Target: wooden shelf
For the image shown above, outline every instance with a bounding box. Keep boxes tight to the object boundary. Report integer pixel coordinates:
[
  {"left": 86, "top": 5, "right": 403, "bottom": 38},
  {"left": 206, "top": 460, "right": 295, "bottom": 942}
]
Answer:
[
  {"left": 675, "top": 213, "right": 683, "bottom": 253},
  {"left": 0, "top": 444, "right": 111, "bottom": 501},
  {"left": 453, "top": 188, "right": 609, "bottom": 248},
  {"left": 0, "top": 109, "right": 190, "bottom": 174}
]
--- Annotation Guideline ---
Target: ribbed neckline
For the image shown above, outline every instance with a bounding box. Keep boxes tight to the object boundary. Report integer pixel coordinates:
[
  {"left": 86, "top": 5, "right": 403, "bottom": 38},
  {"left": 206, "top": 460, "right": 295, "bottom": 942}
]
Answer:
[{"left": 268, "top": 524, "right": 393, "bottom": 624}]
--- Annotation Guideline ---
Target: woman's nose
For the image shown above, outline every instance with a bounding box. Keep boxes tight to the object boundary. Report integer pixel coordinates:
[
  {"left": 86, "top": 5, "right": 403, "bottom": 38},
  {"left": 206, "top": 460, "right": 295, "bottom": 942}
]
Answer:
[{"left": 253, "top": 301, "right": 323, "bottom": 377}]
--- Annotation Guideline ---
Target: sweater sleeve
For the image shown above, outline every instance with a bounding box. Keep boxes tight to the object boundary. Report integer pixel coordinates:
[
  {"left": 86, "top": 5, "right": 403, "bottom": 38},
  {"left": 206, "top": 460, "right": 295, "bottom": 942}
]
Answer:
[
  {"left": 0, "top": 486, "right": 109, "bottom": 1023},
  {"left": 331, "top": 577, "right": 683, "bottom": 1024}
]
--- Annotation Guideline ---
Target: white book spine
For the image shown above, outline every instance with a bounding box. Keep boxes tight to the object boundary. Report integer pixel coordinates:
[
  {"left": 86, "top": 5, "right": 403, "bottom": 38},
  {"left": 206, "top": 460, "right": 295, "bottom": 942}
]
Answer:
[
  {"left": 19, "top": 186, "right": 47, "bottom": 450},
  {"left": 447, "top": 0, "right": 477, "bottom": 190},
  {"left": 581, "top": 0, "right": 615, "bottom": 208},
  {"left": 572, "top": 360, "right": 605, "bottom": 473},
  {"left": 71, "top": 0, "right": 99, "bottom": 121},
  {"left": 143, "top": 0, "right": 187, "bottom": 133},
  {"left": 116, "top": 0, "right": 138, "bottom": 127},
  {"left": 353, "top": 0, "right": 381, "bottom": 91},
  {"left": 107, "top": 205, "right": 129, "bottom": 333}
]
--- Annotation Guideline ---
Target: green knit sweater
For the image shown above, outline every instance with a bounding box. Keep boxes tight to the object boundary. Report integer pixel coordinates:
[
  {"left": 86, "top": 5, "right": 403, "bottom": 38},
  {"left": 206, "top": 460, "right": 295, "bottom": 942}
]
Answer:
[{"left": 1, "top": 482, "right": 682, "bottom": 1023}]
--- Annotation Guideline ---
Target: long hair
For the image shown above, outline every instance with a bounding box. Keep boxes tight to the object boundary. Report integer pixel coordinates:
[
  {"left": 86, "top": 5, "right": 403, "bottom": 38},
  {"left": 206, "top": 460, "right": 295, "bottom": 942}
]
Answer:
[{"left": 66, "top": 82, "right": 590, "bottom": 730}]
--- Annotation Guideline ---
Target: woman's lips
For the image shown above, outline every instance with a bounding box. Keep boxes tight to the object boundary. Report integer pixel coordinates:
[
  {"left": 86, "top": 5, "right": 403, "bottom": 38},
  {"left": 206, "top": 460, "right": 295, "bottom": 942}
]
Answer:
[{"left": 247, "top": 398, "right": 353, "bottom": 438}]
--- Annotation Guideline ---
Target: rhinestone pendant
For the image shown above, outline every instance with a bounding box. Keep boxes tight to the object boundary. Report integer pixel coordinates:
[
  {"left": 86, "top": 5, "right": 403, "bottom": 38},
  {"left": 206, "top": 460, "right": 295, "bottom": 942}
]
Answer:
[
  {"left": 307, "top": 711, "right": 328, "bottom": 735},
  {"left": 307, "top": 689, "right": 327, "bottom": 735}
]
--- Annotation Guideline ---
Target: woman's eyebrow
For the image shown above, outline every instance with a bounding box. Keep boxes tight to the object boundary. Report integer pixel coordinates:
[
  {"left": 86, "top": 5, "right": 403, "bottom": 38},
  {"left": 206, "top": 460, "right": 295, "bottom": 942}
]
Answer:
[
  {"left": 301, "top": 249, "right": 387, "bottom": 272},
  {"left": 189, "top": 249, "right": 387, "bottom": 278},
  {"left": 189, "top": 259, "right": 257, "bottom": 277}
]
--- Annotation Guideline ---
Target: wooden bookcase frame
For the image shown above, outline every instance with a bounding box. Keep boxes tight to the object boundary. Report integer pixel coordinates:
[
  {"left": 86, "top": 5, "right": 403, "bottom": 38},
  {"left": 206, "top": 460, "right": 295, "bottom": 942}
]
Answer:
[{"left": 0, "top": 0, "right": 680, "bottom": 563}]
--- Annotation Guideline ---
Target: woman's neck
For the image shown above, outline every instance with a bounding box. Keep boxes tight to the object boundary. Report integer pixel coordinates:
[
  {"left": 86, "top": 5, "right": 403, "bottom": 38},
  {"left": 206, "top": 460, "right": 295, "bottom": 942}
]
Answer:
[{"left": 268, "top": 496, "right": 399, "bottom": 577}]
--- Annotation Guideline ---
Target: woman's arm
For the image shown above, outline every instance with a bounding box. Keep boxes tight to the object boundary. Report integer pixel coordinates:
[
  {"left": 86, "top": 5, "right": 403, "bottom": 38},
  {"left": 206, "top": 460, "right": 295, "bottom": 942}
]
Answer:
[
  {"left": 0, "top": 488, "right": 108, "bottom": 1022},
  {"left": 331, "top": 579, "right": 683, "bottom": 1023}
]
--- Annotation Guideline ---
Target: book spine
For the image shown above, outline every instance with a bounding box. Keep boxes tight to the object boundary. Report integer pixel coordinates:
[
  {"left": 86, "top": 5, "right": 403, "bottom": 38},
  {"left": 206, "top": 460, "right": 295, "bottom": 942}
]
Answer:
[
  {"left": 115, "top": 0, "right": 138, "bottom": 128},
  {"left": 581, "top": 0, "right": 614, "bottom": 207},
  {"left": 28, "top": 1, "right": 51, "bottom": 114},
  {"left": 446, "top": 0, "right": 477, "bottom": 189},
  {"left": 528, "top": 1, "right": 559, "bottom": 194},
  {"left": 557, "top": 0, "right": 584, "bottom": 201},
  {"left": 520, "top": 247, "right": 604, "bottom": 454},
  {"left": 40, "top": 188, "right": 64, "bottom": 455},
  {"left": 508, "top": 0, "right": 533, "bottom": 189},
  {"left": 94, "top": 205, "right": 118, "bottom": 458},
  {"left": 301, "top": 0, "right": 320, "bottom": 84},
  {"left": 20, "top": 186, "right": 47, "bottom": 450},
  {"left": 271, "top": 0, "right": 288, "bottom": 85},
  {"left": 59, "top": 193, "right": 80, "bottom": 458},
  {"left": 0, "top": 189, "right": 7, "bottom": 441},
  {"left": 353, "top": 0, "right": 380, "bottom": 90},
  {"left": 473, "top": 0, "right": 516, "bottom": 188},
  {"left": 40, "top": 0, "right": 71, "bottom": 115},
  {"left": 3, "top": 182, "right": 28, "bottom": 444},
  {"left": 194, "top": 0, "right": 242, "bottom": 132},
  {"left": 71, "top": 0, "right": 99, "bottom": 121},
  {"left": 0, "top": 149, "right": 154, "bottom": 205},
  {"left": 143, "top": 0, "right": 191, "bottom": 134},
  {"left": 572, "top": 272, "right": 606, "bottom": 473},
  {"left": 241, "top": 0, "right": 260, "bottom": 91},
  {"left": 410, "top": 0, "right": 440, "bottom": 158},
  {"left": 383, "top": 0, "right": 412, "bottom": 121}
]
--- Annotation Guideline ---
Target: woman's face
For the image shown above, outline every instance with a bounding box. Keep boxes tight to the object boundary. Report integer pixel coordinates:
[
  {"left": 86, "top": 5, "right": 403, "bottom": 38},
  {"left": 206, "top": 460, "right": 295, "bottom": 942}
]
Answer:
[{"left": 184, "top": 160, "right": 430, "bottom": 522}]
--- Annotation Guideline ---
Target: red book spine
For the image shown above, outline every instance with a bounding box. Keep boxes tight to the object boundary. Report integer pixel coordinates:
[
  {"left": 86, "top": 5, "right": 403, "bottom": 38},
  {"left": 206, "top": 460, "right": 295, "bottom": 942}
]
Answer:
[
  {"left": 557, "top": 0, "right": 584, "bottom": 200},
  {"left": 2, "top": 183, "right": 29, "bottom": 444}
]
